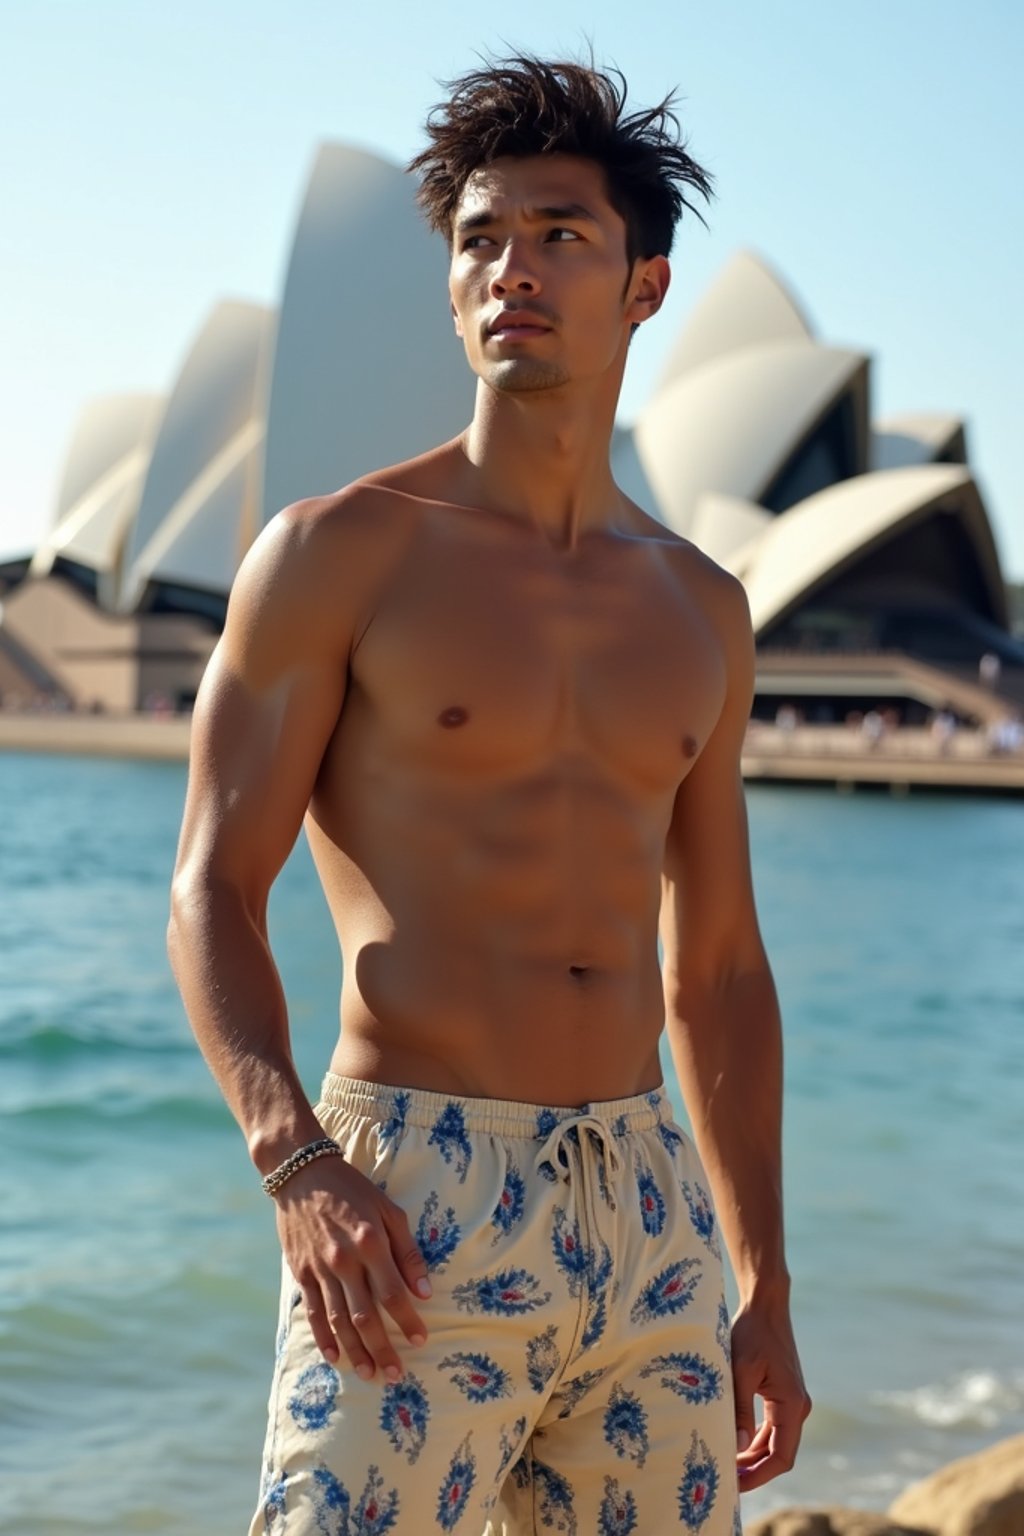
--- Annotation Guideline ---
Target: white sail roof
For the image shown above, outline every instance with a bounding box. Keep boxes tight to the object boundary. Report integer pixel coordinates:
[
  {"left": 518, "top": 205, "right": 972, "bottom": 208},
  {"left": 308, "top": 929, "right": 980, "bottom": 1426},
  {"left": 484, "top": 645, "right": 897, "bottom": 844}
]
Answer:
[
  {"left": 743, "top": 464, "right": 1007, "bottom": 634},
  {"left": 654, "top": 248, "right": 814, "bottom": 396},
  {"left": 260, "top": 142, "right": 474, "bottom": 525},
  {"left": 871, "top": 412, "right": 967, "bottom": 470},
  {"left": 31, "top": 395, "right": 163, "bottom": 590},
  {"left": 119, "top": 300, "right": 274, "bottom": 611},
  {"left": 635, "top": 340, "right": 868, "bottom": 538}
]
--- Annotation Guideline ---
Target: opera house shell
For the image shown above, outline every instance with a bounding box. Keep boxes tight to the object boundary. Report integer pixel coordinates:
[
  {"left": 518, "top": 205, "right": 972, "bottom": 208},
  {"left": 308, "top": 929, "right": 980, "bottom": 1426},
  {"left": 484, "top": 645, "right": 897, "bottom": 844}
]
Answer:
[{"left": 1, "top": 145, "right": 1021, "bottom": 727}]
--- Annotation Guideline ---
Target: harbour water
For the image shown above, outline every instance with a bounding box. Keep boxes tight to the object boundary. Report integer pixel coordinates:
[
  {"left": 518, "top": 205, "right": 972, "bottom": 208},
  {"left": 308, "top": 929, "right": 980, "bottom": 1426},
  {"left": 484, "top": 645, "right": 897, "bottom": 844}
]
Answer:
[{"left": 2, "top": 752, "right": 1023, "bottom": 1531}]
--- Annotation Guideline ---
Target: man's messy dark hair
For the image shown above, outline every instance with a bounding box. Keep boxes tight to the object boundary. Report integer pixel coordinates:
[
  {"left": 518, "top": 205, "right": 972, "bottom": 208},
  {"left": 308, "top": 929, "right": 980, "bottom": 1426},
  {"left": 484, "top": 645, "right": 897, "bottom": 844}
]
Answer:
[{"left": 408, "top": 53, "right": 715, "bottom": 266}]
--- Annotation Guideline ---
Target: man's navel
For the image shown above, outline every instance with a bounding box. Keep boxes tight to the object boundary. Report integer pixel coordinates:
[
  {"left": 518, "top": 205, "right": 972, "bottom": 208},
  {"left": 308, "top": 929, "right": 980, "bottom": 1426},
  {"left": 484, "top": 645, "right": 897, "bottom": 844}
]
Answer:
[{"left": 438, "top": 705, "right": 470, "bottom": 729}]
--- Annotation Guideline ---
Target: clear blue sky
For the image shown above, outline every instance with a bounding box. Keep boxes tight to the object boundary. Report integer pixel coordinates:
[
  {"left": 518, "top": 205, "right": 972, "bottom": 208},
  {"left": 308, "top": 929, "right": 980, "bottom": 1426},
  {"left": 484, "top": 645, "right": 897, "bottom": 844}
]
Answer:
[{"left": 3, "top": 0, "right": 1022, "bottom": 575}]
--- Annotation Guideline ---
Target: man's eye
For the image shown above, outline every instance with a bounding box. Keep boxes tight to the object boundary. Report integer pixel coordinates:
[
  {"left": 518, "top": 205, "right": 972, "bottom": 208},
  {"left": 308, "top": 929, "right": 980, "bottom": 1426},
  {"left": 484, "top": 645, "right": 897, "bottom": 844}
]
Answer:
[
  {"left": 463, "top": 235, "right": 493, "bottom": 249},
  {"left": 547, "top": 228, "right": 581, "bottom": 242}
]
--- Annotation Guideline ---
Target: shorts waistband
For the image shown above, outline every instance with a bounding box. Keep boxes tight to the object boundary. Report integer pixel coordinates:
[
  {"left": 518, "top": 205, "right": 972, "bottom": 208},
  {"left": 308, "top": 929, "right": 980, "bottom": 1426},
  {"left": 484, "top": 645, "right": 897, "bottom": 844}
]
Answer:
[{"left": 318, "top": 1072, "right": 674, "bottom": 1139}]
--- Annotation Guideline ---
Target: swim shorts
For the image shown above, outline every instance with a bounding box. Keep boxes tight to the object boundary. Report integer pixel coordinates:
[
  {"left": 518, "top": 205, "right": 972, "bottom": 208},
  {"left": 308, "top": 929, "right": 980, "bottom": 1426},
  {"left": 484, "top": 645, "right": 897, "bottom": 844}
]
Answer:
[{"left": 249, "top": 1075, "right": 740, "bottom": 1535}]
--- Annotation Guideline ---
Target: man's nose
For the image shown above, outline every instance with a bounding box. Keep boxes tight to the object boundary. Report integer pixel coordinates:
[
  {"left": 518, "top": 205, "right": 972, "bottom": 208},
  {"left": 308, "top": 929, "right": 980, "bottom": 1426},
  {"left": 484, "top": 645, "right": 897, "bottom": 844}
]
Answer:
[{"left": 489, "top": 239, "right": 540, "bottom": 297}]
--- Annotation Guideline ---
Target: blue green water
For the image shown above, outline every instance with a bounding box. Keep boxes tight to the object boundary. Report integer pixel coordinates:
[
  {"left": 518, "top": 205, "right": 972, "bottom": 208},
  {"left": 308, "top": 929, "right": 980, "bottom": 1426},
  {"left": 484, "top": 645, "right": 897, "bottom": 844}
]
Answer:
[{"left": 2, "top": 753, "right": 1022, "bottom": 1532}]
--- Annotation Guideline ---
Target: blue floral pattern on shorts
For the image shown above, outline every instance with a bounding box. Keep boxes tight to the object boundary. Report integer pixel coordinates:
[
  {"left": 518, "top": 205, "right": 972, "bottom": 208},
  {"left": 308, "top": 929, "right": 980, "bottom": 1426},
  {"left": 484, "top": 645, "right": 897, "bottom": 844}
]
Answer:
[
  {"left": 436, "top": 1435, "right": 475, "bottom": 1530},
  {"left": 526, "top": 1323, "right": 561, "bottom": 1392},
  {"left": 682, "top": 1179, "right": 721, "bottom": 1259},
  {"left": 534, "top": 1458, "right": 577, "bottom": 1533},
  {"left": 257, "top": 1080, "right": 738, "bottom": 1535},
  {"left": 376, "top": 1091, "right": 410, "bottom": 1155},
  {"left": 640, "top": 1351, "right": 723, "bottom": 1405},
  {"left": 629, "top": 1259, "right": 702, "bottom": 1326},
  {"left": 427, "top": 1103, "right": 473, "bottom": 1183},
  {"left": 438, "top": 1350, "right": 512, "bottom": 1403},
  {"left": 379, "top": 1374, "right": 430, "bottom": 1465},
  {"left": 554, "top": 1368, "right": 606, "bottom": 1417},
  {"left": 288, "top": 1362, "right": 339, "bottom": 1432},
  {"left": 452, "top": 1267, "right": 552, "bottom": 1316},
  {"left": 678, "top": 1431, "right": 719, "bottom": 1530},
  {"left": 635, "top": 1157, "right": 667, "bottom": 1236},
  {"left": 603, "top": 1383, "right": 650, "bottom": 1467},
  {"left": 599, "top": 1475, "right": 638, "bottom": 1535},
  {"left": 492, "top": 1161, "right": 526, "bottom": 1240},
  {"left": 416, "top": 1192, "right": 461, "bottom": 1272}
]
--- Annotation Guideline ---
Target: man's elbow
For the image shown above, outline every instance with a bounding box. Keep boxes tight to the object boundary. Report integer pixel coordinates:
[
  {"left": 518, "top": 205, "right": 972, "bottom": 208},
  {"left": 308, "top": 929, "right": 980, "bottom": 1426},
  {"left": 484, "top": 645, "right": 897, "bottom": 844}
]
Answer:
[
  {"left": 665, "top": 930, "right": 772, "bottom": 1003},
  {"left": 167, "top": 864, "right": 260, "bottom": 957},
  {"left": 167, "top": 869, "right": 204, "bottom": 967}
]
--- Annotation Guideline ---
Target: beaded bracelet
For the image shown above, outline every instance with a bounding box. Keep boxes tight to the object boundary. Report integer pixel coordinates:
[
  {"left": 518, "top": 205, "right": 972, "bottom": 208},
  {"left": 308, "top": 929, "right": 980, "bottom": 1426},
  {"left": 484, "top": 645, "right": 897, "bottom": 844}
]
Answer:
[{"left": 261, "top": 1136, "right": 344, "bottom": 1196}]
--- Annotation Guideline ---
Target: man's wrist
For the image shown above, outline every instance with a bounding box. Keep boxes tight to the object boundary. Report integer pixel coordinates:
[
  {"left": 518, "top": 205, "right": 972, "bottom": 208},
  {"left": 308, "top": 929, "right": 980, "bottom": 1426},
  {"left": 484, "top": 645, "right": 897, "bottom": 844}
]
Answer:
[
  {"left": 736, "top": 1267, "right": 792, "bottom": 1313},
  {"left": 247, "top": 1114, "right": 328, "bottom": 1177},
  {"left": 261, "top": 1137, "right": 344, "bottom": 1196}
]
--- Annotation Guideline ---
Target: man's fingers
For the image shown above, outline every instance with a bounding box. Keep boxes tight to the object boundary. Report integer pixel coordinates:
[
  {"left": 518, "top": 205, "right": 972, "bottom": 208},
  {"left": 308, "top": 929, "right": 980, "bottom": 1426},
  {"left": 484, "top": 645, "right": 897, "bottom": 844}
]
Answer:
[
  {"left": 302, "top": 1268, "right": 376, "bottom": 1379},
  {"left": 731, "top": 1364, "right": 758, "bottom": 1454},
  {"left": 736, "top": 1419, "right": 772, "bottom": 1462},
  {"left": 380, "top": 1200, "right": 433, "bottom": 1305},
  {"left": 343, "top": 1275, "right": 405, "bottom": 1381},
  {"left": 316, "top": 1274, "right": 375, "bottom": 1378},
  {"left": 371, "top": 1253, "right": 430, "bottom": 1348},
  {"left": 736, "top": 1400, "right": 807, "bottom": 1490},
  {"left": 300, "top": 1280, "right": 343, "bottom": 1366}
]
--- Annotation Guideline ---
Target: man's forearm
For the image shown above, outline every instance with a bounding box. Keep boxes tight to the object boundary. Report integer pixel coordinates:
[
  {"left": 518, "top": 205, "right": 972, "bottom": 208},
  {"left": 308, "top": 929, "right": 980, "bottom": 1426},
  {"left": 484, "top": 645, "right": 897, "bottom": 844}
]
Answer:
[
  {"left": 167, "top": 880, "right": 324, "bottom": 1173},
  {"left": 664, "top": 961, "right": 788, "bottom": 1307}
]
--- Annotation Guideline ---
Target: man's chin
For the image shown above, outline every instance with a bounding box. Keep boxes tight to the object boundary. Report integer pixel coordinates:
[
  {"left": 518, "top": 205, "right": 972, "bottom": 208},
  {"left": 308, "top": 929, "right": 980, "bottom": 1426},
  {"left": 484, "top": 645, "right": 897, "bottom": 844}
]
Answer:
[{"left": 483, "top": 358, "right": 570, "bottom": 394}]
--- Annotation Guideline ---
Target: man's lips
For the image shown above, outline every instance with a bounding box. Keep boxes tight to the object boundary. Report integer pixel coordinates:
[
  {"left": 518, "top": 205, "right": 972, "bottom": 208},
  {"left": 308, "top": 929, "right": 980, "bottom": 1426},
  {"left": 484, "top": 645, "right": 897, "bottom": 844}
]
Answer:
[{"left": 486, "top": 312, "right": 553, "bottom": 335}]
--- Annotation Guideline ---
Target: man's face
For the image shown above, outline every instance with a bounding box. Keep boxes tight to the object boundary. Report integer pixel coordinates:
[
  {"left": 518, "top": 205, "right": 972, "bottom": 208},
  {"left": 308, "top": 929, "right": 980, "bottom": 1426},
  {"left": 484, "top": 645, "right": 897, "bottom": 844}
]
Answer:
[{"left": 448, "top": 154, "right": 665, "bottom": 394}]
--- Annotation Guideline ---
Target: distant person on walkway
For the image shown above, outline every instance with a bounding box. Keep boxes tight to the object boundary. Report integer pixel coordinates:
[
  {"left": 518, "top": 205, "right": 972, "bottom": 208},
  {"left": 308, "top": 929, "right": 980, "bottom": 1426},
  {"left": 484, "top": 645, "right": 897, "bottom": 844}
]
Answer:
[
  {"left": 861, "top": 709, "right": 885, "bottom": 749},
  {"left": 168, "top": 54, "right": 809, "bottom": 1534},
  {"left": 979, "top": 651, "right": 1001, "bottom": 689},
  {"left": 931, "top": 710, "right": 957, "bottom": 755},
  {"left": 986, "top": 714, "right": 1024, "bottom": 755}
]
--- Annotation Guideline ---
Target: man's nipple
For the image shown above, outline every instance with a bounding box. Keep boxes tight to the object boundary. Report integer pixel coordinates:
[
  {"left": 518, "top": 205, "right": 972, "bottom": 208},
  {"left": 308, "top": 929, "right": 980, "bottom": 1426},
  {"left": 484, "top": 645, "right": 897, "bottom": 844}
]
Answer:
[
  {"left": 681, "top": 733, "right": 699, "bottom": 758},
  {"left": 438, "top": 705, "right": 470, "bottom": 729}
]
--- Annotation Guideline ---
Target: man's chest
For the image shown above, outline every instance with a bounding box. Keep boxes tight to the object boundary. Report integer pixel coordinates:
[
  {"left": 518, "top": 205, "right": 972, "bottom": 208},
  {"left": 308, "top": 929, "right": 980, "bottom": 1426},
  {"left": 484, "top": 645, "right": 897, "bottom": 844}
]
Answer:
[{"left": 349, "top": 535, "right": 728, "bottom": 794}]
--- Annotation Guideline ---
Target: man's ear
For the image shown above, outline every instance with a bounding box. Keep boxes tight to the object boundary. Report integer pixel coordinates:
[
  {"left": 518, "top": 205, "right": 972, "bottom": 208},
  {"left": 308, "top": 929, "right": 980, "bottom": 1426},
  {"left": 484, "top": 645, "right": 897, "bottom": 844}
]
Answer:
[{"left": 625, "top": 255, "right": 671, "bottom": 328}]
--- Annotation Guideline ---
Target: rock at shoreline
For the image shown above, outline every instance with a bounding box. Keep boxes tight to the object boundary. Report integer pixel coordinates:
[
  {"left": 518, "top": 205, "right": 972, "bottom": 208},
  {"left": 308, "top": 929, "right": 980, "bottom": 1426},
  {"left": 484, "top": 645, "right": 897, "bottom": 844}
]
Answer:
[
  {"left": 888, "top": 1433, "right": 1024, "bottom": 1535},
  {"left": 746, "top": 1511, "right": 931, "bottom": 1536}
]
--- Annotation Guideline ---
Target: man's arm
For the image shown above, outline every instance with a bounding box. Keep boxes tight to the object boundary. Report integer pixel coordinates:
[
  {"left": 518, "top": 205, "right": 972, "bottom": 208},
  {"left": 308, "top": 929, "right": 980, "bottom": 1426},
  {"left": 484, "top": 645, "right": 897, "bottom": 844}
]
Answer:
[
  {"left": 167, "top": 492, "right": 431, "bottom": 1381},
  {"left": 659, "top": 568, "right": 811, "bottom": 1491}
]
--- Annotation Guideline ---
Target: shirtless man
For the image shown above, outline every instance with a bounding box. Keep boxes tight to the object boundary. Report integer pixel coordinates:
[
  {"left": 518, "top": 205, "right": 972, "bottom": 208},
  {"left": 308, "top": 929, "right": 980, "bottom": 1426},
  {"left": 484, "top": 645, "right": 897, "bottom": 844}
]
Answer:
[{"left": 169, "top": 56, "right": 810, "bottom": 1535}]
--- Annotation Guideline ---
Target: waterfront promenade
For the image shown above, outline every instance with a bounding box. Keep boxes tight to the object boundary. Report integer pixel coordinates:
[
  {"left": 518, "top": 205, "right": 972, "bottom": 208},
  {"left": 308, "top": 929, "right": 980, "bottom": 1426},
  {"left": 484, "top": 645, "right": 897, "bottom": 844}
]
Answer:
[
  {"left": 0, "top": 710, "right": 191, "bottom": 761},
  {"left": 2, "top": 710, "right": 1023, "bottom": 793},
  {"left": 742, "top": 720, "right": 1024, "bottom": 794}
]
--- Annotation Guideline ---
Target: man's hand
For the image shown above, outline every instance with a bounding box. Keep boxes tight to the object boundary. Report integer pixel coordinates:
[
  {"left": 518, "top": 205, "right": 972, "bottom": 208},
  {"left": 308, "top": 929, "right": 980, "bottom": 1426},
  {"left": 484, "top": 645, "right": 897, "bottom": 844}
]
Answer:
[
  {"left": 731, "top": 1299, "right": 812, "bottom": 1490},
  {"left": 274, "top": 1158, "right": 432, "bottom": 1382}
]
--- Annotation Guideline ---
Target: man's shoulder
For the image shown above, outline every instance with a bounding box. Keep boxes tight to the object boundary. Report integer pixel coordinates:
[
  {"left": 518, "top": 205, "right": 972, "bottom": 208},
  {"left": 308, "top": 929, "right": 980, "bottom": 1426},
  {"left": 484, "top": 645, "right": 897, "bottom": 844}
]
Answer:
[
  {"left": 644, "top": 520, "right": 751, "bottom": 632},
  {"left": 224, "top": 474, "right": 434, "bottom": 669},
  {"left": 269, "top": 479, "right": 418, "bottom": 557},
  {"left": 267, "top": 440, "right": 462, "bottom": 561}
]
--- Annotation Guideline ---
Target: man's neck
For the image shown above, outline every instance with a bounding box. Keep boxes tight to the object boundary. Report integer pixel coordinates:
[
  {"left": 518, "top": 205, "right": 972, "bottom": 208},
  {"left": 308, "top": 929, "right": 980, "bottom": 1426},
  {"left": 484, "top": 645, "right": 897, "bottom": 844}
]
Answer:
[{"left": 459, "top": 378, "right": 624, "bottom": 553}]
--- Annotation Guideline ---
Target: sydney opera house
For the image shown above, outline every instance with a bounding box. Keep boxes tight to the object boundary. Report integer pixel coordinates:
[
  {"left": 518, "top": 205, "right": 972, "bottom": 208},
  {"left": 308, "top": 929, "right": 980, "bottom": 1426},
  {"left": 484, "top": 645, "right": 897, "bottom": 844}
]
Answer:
[{"left": 2, "top": 142, "right": 1022, "bottom": 728}]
